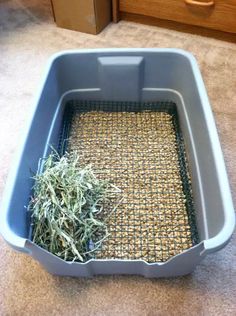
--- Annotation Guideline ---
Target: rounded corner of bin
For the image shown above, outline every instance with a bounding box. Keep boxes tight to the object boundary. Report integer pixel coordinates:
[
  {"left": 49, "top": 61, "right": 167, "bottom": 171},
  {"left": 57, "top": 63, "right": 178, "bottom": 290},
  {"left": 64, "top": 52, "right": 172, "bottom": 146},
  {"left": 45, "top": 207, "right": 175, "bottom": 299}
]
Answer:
[
  {"left": 171, "top": 48, "right": 198, "bottom": 63},
  {"left": 203, "top": 211, "right": 235, "bottom": 253},
  {"left": 48, "top": 52, "right": 62, "bottom": 64},
  {"left": 0, "top": 222, "right": 29, "bottom": 254},
  {"left": 0, "top": 196, "right": 29, "bottom": 254},
  {"left": 47, "top": 50, "right": 70, "bottom": 66}
]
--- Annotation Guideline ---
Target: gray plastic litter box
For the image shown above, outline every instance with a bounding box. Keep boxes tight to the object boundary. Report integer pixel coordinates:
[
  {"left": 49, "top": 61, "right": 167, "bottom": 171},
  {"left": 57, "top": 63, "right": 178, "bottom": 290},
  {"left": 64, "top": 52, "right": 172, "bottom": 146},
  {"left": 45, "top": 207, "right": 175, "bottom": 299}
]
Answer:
[{"left": 0, "top": 48, "right": 235, "bottom": 278}]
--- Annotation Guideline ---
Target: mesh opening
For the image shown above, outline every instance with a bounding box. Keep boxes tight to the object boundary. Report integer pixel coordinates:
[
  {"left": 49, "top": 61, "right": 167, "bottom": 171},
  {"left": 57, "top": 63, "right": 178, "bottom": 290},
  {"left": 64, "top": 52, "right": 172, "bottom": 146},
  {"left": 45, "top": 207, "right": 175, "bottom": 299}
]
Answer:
[{"left": 58, "top": 100, "right": 199, "bottom": 262}]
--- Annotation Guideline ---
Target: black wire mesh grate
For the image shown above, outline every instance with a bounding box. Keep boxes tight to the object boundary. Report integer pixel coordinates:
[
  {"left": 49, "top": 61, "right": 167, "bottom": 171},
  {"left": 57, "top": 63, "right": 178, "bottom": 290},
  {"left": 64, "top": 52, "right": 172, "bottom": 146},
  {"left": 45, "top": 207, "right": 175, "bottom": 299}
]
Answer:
[{"left": 58, "top": 100, "right": 199, "bottom": 262}]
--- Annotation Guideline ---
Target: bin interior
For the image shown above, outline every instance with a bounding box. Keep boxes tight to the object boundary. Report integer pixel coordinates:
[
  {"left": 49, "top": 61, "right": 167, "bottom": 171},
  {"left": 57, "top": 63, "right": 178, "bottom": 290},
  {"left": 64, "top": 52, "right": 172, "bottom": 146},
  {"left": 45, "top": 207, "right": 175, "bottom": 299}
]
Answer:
[
  {"left": 49, "top": 100, "right": 199, "bottom": 262},
  {"left": 6, "top": 51, "right": 226, "bottom": 260}
]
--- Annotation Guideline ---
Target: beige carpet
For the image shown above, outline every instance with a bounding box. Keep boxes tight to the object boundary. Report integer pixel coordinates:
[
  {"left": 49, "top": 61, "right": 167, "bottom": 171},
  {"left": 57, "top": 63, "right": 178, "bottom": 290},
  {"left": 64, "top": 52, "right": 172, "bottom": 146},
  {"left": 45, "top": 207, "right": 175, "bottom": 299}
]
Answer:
[{"left": 0, "top": 1, "right": 236, "bottom": 315}]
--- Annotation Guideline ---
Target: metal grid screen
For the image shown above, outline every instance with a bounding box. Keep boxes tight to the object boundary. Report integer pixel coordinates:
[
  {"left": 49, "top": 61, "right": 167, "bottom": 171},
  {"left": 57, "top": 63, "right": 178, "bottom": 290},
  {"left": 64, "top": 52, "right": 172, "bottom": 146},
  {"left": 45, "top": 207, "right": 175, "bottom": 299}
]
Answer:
[{"left": 58, "top": 100, "right": 199, "bottom": 263}]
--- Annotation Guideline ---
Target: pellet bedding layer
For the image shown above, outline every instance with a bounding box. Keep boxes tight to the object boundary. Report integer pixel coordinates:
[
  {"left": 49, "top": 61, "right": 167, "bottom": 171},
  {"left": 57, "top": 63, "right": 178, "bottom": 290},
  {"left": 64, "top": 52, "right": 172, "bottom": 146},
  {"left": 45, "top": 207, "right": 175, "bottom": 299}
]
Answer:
[{"left": 68, "top": 110, "right": 195, "bottom": 262}]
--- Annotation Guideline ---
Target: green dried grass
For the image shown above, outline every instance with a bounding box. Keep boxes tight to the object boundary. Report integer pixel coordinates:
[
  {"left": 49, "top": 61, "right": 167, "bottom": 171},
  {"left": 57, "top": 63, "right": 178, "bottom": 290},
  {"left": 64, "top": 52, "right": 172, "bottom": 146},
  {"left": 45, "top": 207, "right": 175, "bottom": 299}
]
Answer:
[{"left": 29, "top": 150, "right": 120, "bottom": 262}]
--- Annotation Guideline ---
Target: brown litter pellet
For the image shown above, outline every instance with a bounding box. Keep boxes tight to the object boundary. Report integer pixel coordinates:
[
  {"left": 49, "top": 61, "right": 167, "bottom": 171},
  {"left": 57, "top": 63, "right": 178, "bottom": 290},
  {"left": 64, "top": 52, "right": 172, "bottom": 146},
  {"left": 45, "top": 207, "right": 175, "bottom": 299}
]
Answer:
[{"left": 68, "top": 110, "right": 195, "bottom": 262}]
